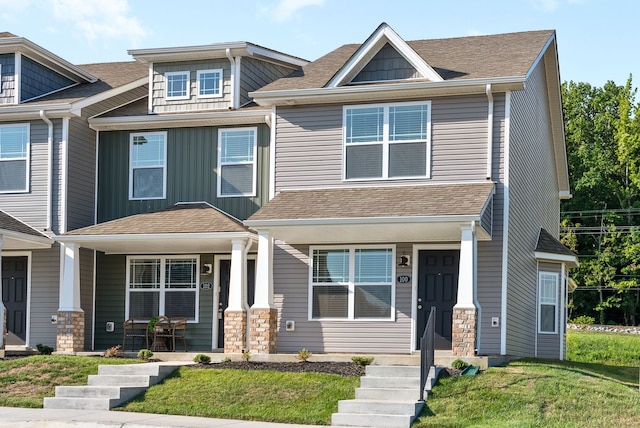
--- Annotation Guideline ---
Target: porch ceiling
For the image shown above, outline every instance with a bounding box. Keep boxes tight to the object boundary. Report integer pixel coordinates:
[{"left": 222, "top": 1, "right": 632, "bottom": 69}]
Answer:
[{"left": 0, "top": 210, "right": 53, "bottom": 250}]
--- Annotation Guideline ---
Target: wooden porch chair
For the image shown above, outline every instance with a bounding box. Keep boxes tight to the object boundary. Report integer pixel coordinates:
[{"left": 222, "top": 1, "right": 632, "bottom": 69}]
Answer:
[
  {"left": 122, "top": 318, "right": 148, "bottom": 351},
  {"left": 151, "top": 316, "right": 172, "bottom": 352},
  {"left": 171, "top": 317, "right": 188, "bottom": 352}
]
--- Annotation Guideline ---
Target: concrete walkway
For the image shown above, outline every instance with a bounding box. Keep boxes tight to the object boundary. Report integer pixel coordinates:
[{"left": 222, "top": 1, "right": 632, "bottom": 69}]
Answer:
[{"left": 0, "top": 407, "right": 337, "bottom": 428}]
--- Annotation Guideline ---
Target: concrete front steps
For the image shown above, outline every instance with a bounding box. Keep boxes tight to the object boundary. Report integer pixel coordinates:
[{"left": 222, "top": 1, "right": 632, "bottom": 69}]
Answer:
[
  {"left": 43, "top": 362, "right": 182, "bottom": 410},
  {"left": 332, "top": 365, "right": 441, "bottom": 428}
]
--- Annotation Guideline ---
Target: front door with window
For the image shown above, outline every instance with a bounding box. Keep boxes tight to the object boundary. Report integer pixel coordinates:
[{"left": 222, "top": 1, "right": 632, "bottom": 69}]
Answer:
[
  {"left": 2, "top": 256, "right": 28, "bottom": 344},
  {"left": 416, "top": 250, "right": 459, "bottom": 350}
]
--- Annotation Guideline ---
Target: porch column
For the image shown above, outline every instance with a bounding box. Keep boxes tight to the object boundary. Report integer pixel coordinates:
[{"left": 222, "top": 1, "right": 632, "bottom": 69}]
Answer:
[
  {"left": 0, "top": 234, "right": 6, "bottom": 357},
  {"left": 250, "top": 230, "right": 277, "bottom": 354},
  {"left": 57, "top": 242, "right": 84, "bottom": 353},
  {"left": 452, "top": 224, "right": 478, "bottom": 357},
  {"left": 224, "top": 238, "right": 247, "bottom": 353}
]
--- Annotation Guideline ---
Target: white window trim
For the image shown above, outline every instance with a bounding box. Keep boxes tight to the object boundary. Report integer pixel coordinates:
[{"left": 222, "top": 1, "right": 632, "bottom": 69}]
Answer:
[
  {"left": 165, "top": 71, "right": 190, "bottom": 100},
  {"left": 538, "top": 271, "right": 559, "bottom": 334},
  {"left": 217, "top": 127, "right": 258, "bottom": 198},
  {"left": 125, "top": 255, "right": 200, "bottom": 323},
  {"left": 197, "top": 69, "right": 223, "bottom": 99},
  {"left": 129, "top": 131, "right": 167, "bottom": 201},
  {"left": 308, "top": 244, "right": 396, "bottom": 321},
  {"left": 342, "top": 100, "right": 431, "bottom": 181},
  {"left": 0, "top": 123, "right": 30, "bottom": 194}
]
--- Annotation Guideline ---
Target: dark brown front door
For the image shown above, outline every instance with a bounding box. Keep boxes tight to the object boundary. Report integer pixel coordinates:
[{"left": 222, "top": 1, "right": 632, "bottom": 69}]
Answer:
[
  {"left": 416, "top": 250, "right": 459, "bottom": 349},
  {"left": 2, "top": 256, "right": 28, "bottom": 342}
]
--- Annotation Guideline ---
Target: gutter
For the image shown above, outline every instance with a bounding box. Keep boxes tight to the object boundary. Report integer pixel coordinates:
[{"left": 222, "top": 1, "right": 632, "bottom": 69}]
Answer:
[
  {"left": 39, "top": 110, "right": 53, "bottom": 232},
  {"left": 486, "top": 84, "right": 494, "bottom": 180}
]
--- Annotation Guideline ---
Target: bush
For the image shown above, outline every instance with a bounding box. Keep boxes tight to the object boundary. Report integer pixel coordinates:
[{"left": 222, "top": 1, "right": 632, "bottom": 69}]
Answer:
[
  {"left": 137, "top": 349, "right": 154, "bottom": 360},
  {"left": 221, "top": 356, "right": 232, "bottom": 363},
  {"left": 351, "top": 356, "right": 374, "bottom": 366},
  {"left": 36, "top": 344, "right": 54, "bottom": 355},
  {"left": 104, "top": 345, "right": 122, "bottom": 358},
  {"left": 451, "top": 359, "right": 469, "bottom": 370},
  {"left": 242, "top": 351, "right": 251, "bottom": 361},
  {"left": 193, "top": 354, "right": 211, "bottom": 364},
  {"left": 570, "top": 315, "right": 595, "bottom": 325},
  {"left": 296, "top": 348, "right": 312, "bottom": 362}
]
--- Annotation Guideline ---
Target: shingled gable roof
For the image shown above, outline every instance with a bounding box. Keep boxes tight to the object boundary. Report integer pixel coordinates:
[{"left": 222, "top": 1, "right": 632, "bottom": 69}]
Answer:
[
  {"left": 0, "top": 209, "right": 52, "bottom": 250},
  {"left": 535, "top": 228, "right": 578, "bottom": 267}
]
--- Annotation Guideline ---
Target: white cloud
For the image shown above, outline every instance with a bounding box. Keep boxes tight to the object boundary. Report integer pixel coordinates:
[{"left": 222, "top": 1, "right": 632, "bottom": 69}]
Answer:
[
  {"left": 270, "top": 0, "right": 324, "bottom": 23},
  {"left": 49, "top": 0, "right": 146, "bottom": 44}
]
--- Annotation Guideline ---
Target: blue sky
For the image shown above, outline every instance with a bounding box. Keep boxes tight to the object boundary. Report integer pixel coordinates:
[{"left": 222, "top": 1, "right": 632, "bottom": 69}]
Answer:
[{"left": 0, "top": 0, "right": 636, "bottom": 87}]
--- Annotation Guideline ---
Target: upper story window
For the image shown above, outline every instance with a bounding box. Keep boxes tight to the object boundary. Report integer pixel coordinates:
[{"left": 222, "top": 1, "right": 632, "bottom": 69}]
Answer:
[
  {"left": 0, "top": 123, "right": 29, "bottom": 193},
  {"left": 343, "top": 101, "right": 431, "bottom": 180},
  {"left": 197, "top": 69, "right": 223, "bottom": 98},
  {"left": 218, "top": 127, "right": 257, "bottom": 197},
  {"left": 538, "top": 272, "right": 559, "bottom": 334},
  {"left": 129, "top": 132, "right": 166, "bottom": 200},
  {"left": 165, "top": 71, "right": 190, "bottom": 100}
]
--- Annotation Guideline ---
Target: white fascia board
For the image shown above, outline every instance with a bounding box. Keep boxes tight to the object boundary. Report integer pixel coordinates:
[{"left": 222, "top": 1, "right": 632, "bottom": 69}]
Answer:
[
  {"left": 70, "top": 77, "right": 148, "bottom": 116},
  {"left": 57, "top": 231, "right": 257, "bottom": 244},
  {"left": 559, "top": 190, "right": 572, "bottom": 200},
  {"left": 245, "top": 215, "right": 481, "bottom": 228},
  {"left": 534, "top": 251, "right": 579, "bottom": 268},
  {"left": 128, "top": 42, "right": 249, "bottom": 63},
  {"left": 0, "top": 104, "right": 74, "bottom": 120},
  {"left": 245, "top": 44, "right": 308, "bottom": 67},
  {"left": 251, "top": 76, "right": 526, "bottom": 106},
  {"left": 89, "top": 109, "right": 271, "bottom": 131}
]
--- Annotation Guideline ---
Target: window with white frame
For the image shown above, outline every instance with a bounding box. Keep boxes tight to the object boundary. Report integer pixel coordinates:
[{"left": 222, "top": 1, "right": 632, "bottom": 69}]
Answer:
[
  {"left": 127, "top": 256, "right": 199, "bottom": 321},
  {"left": 343, "top": 101, "right": 430, "bottom": 180},
  {"left": 310, "top": 246, "right": 394, "bottom": 320},
  {"left": 538, "top": 272, "right": 558, "bottom": 333},
  {"left": 129, "top": 132, "right": 166, "bottom": 200},
  {"left": 165, "top": 71, "right": 190, "bottom": 99},
  {"left": 0, "top": 123, "right": 29, "bottom": 193},
  {"left": 197, "top": 69, "right": 222, "bottom": 98},
  {"left": 218, "top": 127, "right": 257, "bottom": 197}
]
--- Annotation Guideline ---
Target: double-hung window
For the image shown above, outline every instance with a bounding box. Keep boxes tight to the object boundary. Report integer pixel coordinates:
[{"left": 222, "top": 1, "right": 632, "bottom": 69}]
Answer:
[
  {"left": 165, "top": 71, "right": 190, "bottom": 100},
  {"left": 538, "top": 272, "right": 559, "bottom": 333},
  {"left": 0, "top": 124, "right": 29, "bottom": 193},
  {"left": 127, "top": 256, "right": 199, "bottom": 322},
  {"left": 197, "top": 69, "right": 222, "bottom": 98},
  {"left": 129, "top": 132, "right": 166, "bottom": 200},
  {"left": 218, "top": 127, "right": 257, "bottom": 197},
  {"left": 343, "top": 101, "right": 430, "bottom": 180},
  {"left": 310, "top": 246, "right": 395, "bottom": 320}
]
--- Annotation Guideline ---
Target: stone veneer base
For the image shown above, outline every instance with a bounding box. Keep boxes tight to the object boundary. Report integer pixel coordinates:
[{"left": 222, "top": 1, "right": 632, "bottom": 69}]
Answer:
[
  {"left": 224, "top": 310, "right": 246, "bottom": 354},
  {"left": 452, "top": 307, "right": 477, "bottom": 357},
  {"left": 56, "top": 311, "right": 85, "bottom": 353},
  {"left": 249, "top": 308, "right": 278, "bottom": 354}
]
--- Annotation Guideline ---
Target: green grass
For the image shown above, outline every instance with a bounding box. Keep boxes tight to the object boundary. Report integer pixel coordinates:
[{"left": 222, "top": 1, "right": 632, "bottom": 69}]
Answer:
[
  {"left": 0, "top": 355, "right": 139, "bottom": 408},
  {"left": 567, "top": 329, "right": 640, "bottom": 366},
  {"left": 117, "top": 367, "right": 359, "bottom": 425}
]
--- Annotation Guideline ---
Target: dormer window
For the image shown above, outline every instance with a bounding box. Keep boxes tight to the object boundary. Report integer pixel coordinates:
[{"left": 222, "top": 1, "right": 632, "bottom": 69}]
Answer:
[
  {"left": 197, "top": 69, "right": 223, "bottom": 98},
  {"left": 165, "top": 71, "right": 190, "bottom": 100}
]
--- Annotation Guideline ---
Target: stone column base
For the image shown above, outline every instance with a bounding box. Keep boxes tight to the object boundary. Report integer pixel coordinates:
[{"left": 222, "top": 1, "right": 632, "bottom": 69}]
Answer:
[
  {"left": 56, "top": 311, "right": 85, "bottom": 353},
  {"left": 249, "top": 308, "right": 278, "bottom": 354},
  {"left": 224, "top": 310, "right": 246, "bottom": 353},
  {"left": 452, "top": 307, "right": 477, "bottom": 357}
]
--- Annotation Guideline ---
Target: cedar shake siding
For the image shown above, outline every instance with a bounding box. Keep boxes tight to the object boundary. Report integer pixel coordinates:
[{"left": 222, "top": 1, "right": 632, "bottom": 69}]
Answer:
[
  {"left": 0, "top": 53, "right": 15, "bottom": 104},
  {"left": 506, "top": 57, "right": 561, "bottom": 357},
  {"left": 21, "top": 56, "right": 75, "bottom": 102},
  {"left": 239, "top": 58, "right": 296, "bottom": 106}
]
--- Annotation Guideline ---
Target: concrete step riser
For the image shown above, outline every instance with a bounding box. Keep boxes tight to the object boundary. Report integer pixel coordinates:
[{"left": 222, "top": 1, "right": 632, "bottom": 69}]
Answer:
[
  {"left": 54, "top": 385, "right": 147, "bottom": 400},
  {"left": 332, "top": 413, "right": 414, "bottom": 428},
  {"left": 43, "top": 397, "right": 112, "bottom": 410},
  {"left": 360, "top": 377, "right": 420, "bottom": 389},
  {"left": 97, "top": 363, "right": 178, "bottom": 377},
  {"left": 365, "top": 366, "right": 420, "bottom": 378},
  {"left": 355, "top": 388, "right": 420, "bottom": 401},
  {"left": 87, "top": 374, "right": 157, "bottom": 387},
  {"left": 337, "top": 400, "right": 422, "bottom": 415}
]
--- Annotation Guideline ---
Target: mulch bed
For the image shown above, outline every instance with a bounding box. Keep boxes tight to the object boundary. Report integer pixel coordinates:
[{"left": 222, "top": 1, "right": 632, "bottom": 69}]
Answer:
[{"left": 192, "top": 361, "right": 366, "bottom": 377}]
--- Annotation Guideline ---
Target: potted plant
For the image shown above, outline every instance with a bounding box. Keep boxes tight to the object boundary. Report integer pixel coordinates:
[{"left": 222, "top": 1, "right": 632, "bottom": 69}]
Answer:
[{"left": 148, "top": 316, "right": 159, "bottom": 332}]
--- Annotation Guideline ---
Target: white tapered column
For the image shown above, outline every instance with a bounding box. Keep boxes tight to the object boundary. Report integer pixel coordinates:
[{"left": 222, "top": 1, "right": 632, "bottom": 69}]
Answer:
[
  {"left": 452, "top": 224, "right": 478, "bottom": 357},
  {"left": 224, "top": 239, "right": 247, "bottom": 353},
  {"left": 250, "top": 231, "right": 277, "bottom": 354},
  {"left": 57, "top": 242, "right": 84, "bottom": 353}
]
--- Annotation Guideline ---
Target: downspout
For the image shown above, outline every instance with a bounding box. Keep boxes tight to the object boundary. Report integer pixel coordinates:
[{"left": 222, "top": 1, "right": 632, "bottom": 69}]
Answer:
[
  {"left": 40, "top": 110, "right": 53, "bottom": 232},
  {"left": 225, "top": 49, "right": 240, "bottom": 110},
  {"left": 486, "top": 84, "right": 494, "bottom": 180}
]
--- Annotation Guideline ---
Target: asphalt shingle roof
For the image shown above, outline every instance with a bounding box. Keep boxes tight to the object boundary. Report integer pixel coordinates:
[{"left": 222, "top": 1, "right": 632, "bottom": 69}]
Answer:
[{"left": 536, "top": 228, "right": 576, "bottom": 257}]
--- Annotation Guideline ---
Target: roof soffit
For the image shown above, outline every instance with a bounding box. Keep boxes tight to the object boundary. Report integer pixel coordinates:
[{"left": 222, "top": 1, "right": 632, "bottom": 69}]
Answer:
[{"left": 327, "top": 22, "right": 443, "bottom": 88}]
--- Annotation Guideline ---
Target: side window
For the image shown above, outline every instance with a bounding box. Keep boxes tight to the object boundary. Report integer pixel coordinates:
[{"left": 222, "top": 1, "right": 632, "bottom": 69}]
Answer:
[
  {"left": 197, "top": 69, "right": 223, "bottom": 98},
  {"left": 538, "top": 272, "right": 558, "bottom": 333},
  {"left": 0, "top": 123, "right": 29, "bottom": 193},
  {"left": 165, "top": 71, "right": 190, "bottom": 100},
  {"left": 218, "top": 127, "right": 257, "bottom": 197},
  {"left": 129, "top": 132, "right": 166, "bottom": 200}
]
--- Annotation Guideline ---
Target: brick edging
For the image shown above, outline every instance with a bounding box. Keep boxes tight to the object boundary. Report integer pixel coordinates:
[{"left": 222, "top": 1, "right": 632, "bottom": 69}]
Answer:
[{"left": 567, "top": 323, "right": 640, "bottom": 334}]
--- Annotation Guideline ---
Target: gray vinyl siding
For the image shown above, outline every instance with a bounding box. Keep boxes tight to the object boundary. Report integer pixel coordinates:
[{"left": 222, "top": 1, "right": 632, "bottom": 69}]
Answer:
[
  {"left": 274, "top": 95, "right": 490, "bottom": 191},
  {"left": 94, "top": 252, "right": 215, "bottom": 351},
  {"left": 506, "top": 59, "right": 560, "bottom": 357},
  {"left": 476, "top": 95, "right": 506, "bottom": 355},
  {"left": 352, "top": 44, "right": 420, "bottom": 83},
  {"left": 0, "top": 54, "right": 15, "bottom": 104},
  {"left": 96, "top": 124, "right": 270, "bottom": 223},
  {"left": 273, "top": 242, "right": 413, "bottom": 354},
  {"left": 20, "top": 56, "right": 75, "bottom": 102},
  {"left": 536, "top": 262, "right": 563, "bottom": 359},
  {"left": 0, "top": 119, "right": 63, "bottom": 234},
  {"left": 151, "top": 61, "right": 231, "bottom": 113},
  {"left": 27, "top": 245, "right": 60, "bottom": 348},
  {"left": 239, "top": 58, "right": 297, "bottom": 106}
]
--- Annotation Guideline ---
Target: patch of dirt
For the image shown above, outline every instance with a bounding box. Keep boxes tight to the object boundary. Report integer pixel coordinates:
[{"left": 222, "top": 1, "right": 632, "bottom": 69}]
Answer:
[
  {"left": 1, "top": 381, "right": 50, "bottom": 397},
  {"left": 192, "top": 361, "right": 366, "bottom": 377}
]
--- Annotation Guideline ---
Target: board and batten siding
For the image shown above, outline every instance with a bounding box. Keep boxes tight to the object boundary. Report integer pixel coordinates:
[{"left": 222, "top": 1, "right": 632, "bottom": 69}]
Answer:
[
  {"left": 274, "top": 95, "right": 491, "bottom": 191},
  {"left": 273, "top": 242, "right": 413, "bottom": 354},
  {"left": 151, "top": 61, "right": 231, "bottom": 113},
  {"left": 0, "top": 53, "right": 15, "bottom": 104},
  {"left": 97, "top": 124, "right": 270, "bottom": 223},
  {"left": 239, "top": 58, "right": 297, "bottom": 106},
  {"left": 27, "top": 245, "right": 60, "bottom": 348},
  {"left": 506, "top": 57, "right": 561, "bottom": 358}
]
